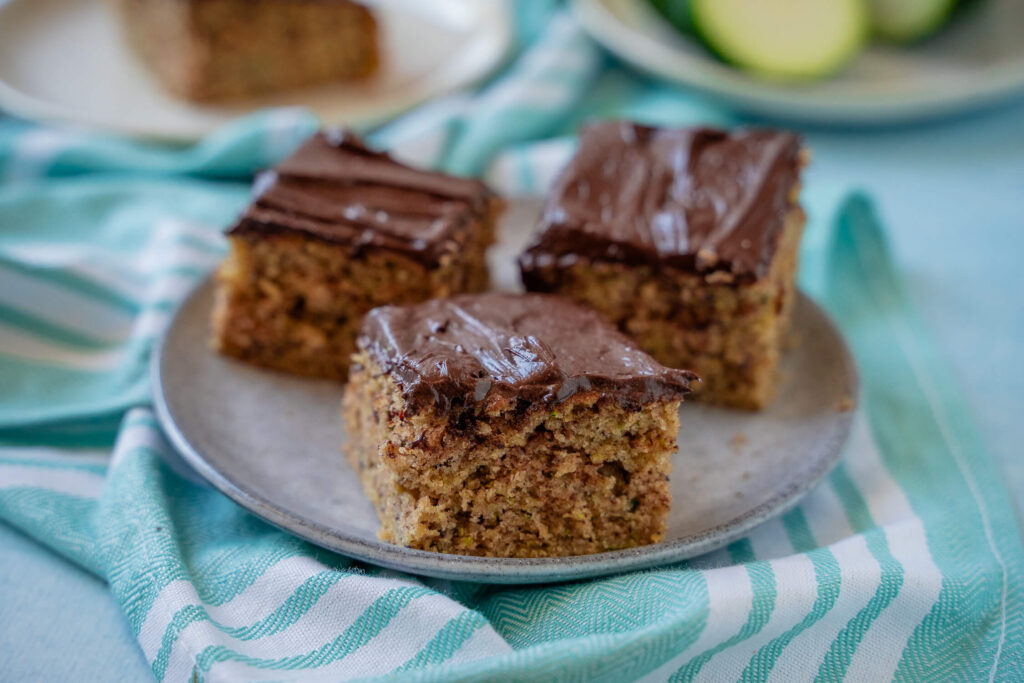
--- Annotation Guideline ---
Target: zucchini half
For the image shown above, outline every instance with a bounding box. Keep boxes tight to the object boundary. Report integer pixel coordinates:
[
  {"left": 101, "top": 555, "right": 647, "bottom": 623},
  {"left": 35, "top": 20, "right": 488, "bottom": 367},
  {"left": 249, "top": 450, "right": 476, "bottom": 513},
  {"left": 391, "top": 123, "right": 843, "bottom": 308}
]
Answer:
[{"left": 689, "top": 0, "right": 868, "bottom": 81}]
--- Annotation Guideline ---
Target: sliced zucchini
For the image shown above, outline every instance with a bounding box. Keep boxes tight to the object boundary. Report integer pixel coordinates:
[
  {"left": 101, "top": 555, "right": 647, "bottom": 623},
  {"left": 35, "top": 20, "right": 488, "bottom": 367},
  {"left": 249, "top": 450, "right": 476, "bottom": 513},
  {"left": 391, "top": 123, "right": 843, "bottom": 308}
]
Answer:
[
  {"left": 868, "top": 0, "right": 958, "bottom": 42},
  {"left": 689, "top": 0, "right": 868, "bottom": 81}
]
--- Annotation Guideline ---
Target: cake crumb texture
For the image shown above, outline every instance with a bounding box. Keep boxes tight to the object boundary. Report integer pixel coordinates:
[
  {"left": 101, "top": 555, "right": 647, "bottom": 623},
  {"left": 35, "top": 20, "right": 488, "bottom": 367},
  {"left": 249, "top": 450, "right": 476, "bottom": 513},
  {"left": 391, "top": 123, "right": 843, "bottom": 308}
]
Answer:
[
  {"left": 212, "top": 225, "right": 492, "bottom": 380},
  {"left": 343, "top": 352, "right": 679, "bottom": 557},
  {"left": 340, "top": 293, "right": 693, "bottom": 558}
]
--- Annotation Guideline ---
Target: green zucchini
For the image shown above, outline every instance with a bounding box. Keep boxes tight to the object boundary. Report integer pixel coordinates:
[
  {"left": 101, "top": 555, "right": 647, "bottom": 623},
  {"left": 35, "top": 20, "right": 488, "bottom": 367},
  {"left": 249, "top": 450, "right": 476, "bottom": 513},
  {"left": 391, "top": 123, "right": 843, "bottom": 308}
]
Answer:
[
  {"left": 688, "top": 0, "right": 868, "bottom": 80},
  {"left": 867, "top": 0, "right": 958, "bottom": 42}
]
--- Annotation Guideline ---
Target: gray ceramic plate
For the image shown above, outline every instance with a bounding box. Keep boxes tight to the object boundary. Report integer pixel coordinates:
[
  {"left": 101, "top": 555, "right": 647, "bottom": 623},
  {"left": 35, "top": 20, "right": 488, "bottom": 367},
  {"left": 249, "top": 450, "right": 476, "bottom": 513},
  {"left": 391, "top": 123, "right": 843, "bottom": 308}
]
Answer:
[{"left": 152, "top": 200, "right": 858, "bottom": 584}]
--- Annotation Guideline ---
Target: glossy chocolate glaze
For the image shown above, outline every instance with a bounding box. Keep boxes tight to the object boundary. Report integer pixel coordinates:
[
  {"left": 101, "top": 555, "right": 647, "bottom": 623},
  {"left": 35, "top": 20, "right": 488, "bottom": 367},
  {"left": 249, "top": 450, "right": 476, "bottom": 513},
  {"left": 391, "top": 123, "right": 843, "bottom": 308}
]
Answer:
[
  {"left": 519, "top": 122, "right": 802, "bottom": 284},
  {"left": 357, "top": 292, "right": 696, "bottom": 415},
  {"left": 227, "top": 130, "right": 495, "bottom": 266}
]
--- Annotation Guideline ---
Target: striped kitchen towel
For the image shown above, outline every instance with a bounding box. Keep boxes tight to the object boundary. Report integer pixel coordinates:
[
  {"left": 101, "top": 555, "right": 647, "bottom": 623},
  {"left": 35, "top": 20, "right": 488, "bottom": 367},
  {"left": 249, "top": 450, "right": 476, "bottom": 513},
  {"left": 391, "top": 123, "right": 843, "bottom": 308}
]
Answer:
[{"left": 1, "top": 4, "right": 1022, "bottom": 681}]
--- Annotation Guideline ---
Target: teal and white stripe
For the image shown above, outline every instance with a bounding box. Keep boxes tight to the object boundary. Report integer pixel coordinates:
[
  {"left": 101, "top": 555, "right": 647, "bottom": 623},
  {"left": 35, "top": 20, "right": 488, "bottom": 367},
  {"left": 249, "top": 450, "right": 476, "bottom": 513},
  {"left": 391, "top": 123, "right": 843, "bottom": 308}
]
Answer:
[
  {"left": 95, "top": 414, "right": 512, "bottom": 681},
  {"left": 1, "top": 5, "right": 1022, "bottom": 681}
]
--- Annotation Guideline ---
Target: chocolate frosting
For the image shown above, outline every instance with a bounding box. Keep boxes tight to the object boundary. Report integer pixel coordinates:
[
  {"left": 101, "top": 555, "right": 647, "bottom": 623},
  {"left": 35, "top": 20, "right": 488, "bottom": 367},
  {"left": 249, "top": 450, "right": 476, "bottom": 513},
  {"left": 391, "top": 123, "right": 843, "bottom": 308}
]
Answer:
[
  {"left": 358, "top": 292, "right": 696, "bottom": 415},
  {"left": 519, "top": 122, "right": 803, "bottom": 283},
  {"left": 227, "top": 130, "right": 494, "bottom": 266}
]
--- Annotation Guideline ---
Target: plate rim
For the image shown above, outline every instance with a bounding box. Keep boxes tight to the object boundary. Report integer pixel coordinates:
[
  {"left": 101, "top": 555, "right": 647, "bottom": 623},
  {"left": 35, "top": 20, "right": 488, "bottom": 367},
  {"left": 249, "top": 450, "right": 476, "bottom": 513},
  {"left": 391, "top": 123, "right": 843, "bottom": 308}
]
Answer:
[
  {"left": 571, "top": 0, "right": 1024, "bottom": 124},
  {"left": 0, "top": 0, "right": 513, "bottom": 142},
  {"left": 152, "top": 278, "right": 858, "bottom": 584}
]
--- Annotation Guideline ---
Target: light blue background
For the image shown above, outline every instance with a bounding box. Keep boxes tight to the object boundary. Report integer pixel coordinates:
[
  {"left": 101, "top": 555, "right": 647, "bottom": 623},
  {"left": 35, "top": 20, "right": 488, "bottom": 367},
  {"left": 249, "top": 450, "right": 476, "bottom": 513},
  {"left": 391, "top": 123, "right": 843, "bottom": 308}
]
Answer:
[{"left": 2, "top": 97, "right": 1022, "bottom": 680}]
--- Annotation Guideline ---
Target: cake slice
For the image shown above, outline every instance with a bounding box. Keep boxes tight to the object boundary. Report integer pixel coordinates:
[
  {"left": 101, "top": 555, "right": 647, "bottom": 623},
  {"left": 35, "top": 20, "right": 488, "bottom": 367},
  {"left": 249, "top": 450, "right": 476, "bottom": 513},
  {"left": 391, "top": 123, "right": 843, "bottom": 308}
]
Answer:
[
  {"left": 519, "top": 122, "right": 806, "bottom": 409},
  {"left": 108, "top": 0, "right": 378, "bottom": 101},
  {"left": 342, "top": 292, "right": 696, "bottom": 557},
  {"left": 213, "top": 130, "right": 502, "bottom": 380}
]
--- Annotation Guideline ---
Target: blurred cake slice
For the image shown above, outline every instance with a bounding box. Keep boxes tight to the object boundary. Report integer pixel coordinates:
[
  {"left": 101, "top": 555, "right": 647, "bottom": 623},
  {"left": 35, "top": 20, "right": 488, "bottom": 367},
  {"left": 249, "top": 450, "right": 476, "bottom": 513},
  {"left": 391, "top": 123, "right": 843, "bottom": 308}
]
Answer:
[{"left": 109, "top": 0, "right": 378, "bottom": 101}]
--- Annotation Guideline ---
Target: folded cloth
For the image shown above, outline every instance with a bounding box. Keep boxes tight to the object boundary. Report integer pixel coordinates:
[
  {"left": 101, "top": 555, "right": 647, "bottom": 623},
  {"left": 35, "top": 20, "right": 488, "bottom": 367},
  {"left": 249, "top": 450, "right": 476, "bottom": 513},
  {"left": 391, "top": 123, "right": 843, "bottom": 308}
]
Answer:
[{"left": 1, "top": 7, "right": 1022, "bottom": 682}]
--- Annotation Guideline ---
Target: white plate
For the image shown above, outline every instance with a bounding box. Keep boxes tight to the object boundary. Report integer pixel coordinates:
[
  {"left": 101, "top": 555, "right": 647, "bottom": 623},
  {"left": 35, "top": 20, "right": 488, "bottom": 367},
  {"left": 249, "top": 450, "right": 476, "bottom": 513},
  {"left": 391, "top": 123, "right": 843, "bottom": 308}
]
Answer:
[
  {"left": 0, "top": 0, "right": 511, "bottom": 141},
  {"left": 572, "top": 0, "right": 1024, "bottom": 124},
  {"left": 152, "top": 200, "right": 858, "bottom": 584}
]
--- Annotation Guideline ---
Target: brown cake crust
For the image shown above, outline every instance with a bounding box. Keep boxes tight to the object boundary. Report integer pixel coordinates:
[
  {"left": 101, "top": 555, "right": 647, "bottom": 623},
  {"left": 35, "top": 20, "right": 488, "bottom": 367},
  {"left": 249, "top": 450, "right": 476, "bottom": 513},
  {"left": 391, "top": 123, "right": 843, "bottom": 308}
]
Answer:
[
  {"left": 519, "top": 122, "right": 806, "bottom": 409},
  {"left": 108, "top": 0, "right": 379, "bottom": 102},
  {"left": 342, "top": 293, "right": 693, "bottom": 557},
  {"left": 212, "top": 132, "right": 501, "bottom": 380}
]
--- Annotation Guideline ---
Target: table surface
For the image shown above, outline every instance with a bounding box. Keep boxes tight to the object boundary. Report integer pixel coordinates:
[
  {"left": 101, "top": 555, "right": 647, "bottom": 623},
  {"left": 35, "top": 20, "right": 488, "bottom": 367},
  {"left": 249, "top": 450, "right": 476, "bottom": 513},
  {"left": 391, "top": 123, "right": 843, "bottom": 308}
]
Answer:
[{"left": 2, "top": 99, "right": 1023, "bottom": 679}]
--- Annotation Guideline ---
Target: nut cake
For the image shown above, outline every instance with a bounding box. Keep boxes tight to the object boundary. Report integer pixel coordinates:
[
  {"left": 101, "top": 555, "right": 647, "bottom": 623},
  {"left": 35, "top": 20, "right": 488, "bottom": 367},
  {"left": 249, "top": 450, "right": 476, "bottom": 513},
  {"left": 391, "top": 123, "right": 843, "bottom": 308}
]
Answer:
[
  {"left": 213, "top": 131, "right": 501, "bottom": 380},
  {"left": 519, "top": 122, "right": 806, "bottom": 409},
  {"left": 341, "top": 292, "right": 696, "bottom": 558}
]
